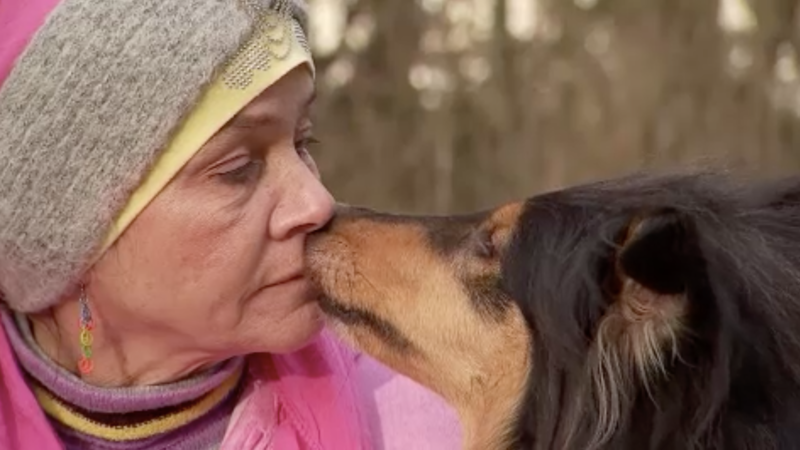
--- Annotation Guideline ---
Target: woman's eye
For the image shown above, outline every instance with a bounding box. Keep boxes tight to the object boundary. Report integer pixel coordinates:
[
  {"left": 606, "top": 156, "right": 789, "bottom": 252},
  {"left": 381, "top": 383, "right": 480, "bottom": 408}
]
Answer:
[
  {"left": 295, "top": 136, "right": 321, "bottom": 154},
  {"left": 219, "top": 160, "right": 263, "bottom": 185}
]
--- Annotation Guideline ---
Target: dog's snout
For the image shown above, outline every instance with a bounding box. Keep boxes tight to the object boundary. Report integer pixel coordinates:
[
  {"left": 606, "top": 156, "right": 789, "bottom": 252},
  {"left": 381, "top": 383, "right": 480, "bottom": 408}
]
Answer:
[
  {"left": 333, "top": 203, "right": 378, "bottom": 219},
  {"left": 310, "top": 204, "right": 385, "bottom": 240},
  {"left": 317, "top": 204, "right": 379, "bottom": 233}
]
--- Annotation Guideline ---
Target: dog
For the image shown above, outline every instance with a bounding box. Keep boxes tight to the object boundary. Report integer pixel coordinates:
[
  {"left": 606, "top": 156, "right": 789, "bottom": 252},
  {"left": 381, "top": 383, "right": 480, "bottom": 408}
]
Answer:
[{"left": 304, "top": 171, "right": 800, "bottom": 450}]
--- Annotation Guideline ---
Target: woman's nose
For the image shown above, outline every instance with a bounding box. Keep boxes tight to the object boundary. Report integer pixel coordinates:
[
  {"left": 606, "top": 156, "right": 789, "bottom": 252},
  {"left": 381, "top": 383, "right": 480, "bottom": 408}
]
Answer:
[{"left": 270, "top": 157, "right": 335, "bottom": 239}]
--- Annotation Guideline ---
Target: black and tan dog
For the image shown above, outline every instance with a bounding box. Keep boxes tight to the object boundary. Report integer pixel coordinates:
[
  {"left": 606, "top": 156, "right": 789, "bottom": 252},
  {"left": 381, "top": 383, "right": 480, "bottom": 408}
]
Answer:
[{"left": 305, "top": 171, "right": 800, "bottom": 450}]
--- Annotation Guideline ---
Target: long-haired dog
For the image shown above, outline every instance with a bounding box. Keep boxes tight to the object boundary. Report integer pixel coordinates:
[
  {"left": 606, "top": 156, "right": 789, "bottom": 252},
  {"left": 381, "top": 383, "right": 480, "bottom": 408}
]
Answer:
[{"left": 304, "top": 171, "right": 800, "bottom": 450}]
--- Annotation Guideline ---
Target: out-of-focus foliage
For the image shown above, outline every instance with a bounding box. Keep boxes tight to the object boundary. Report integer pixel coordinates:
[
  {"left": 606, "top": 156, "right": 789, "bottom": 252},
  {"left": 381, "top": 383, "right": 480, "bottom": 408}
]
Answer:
[{"left": 308, "top": 0, "right": 800, "bottom": 214}]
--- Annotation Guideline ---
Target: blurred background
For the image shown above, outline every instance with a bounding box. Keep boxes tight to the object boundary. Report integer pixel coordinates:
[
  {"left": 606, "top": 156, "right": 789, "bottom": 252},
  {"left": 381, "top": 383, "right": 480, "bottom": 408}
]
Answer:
[{"left": 305, "top": 0, "right": 800, "bottom": 214}]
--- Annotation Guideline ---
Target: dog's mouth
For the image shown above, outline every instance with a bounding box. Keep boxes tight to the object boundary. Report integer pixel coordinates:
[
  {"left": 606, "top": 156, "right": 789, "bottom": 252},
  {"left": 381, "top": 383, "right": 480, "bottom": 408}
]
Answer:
[
  {"left": 315, "top": 293, "right": 368, "bottom": 324},
  {"left": 316, "top": 293, "right": 416, "bottom": 353}
]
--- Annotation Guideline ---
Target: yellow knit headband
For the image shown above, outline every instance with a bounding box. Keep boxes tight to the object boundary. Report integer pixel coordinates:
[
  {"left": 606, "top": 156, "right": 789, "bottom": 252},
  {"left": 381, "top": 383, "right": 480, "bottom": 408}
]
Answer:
[{"left": 98, "top": 10, "right": 314, "bottom": 257}]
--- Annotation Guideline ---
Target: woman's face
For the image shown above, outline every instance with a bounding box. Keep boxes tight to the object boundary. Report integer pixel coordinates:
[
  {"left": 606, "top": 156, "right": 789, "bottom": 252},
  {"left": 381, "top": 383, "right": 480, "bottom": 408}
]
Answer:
[{"left": 89, "top": 66, "right": 334, "bottom": 357}]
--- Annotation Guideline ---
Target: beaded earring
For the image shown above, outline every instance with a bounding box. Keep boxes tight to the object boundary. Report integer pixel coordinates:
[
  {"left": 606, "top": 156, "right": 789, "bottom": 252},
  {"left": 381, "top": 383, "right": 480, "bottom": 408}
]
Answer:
[{"left": 78, "top": 286, "right": 94, "bottom": 375}]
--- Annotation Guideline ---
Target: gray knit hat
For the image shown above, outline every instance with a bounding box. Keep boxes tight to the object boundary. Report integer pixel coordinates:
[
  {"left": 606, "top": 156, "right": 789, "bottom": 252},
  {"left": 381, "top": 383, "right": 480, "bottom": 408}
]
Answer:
[{"left": 0, "top": 0, "right": 312, "bottom": 313}]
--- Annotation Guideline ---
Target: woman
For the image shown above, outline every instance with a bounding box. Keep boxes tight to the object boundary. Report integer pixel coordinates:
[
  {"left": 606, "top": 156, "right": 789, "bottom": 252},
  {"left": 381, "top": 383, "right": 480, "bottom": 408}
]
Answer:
[{"left": 0, "top": 0, "right": 462, "bottom": 449}]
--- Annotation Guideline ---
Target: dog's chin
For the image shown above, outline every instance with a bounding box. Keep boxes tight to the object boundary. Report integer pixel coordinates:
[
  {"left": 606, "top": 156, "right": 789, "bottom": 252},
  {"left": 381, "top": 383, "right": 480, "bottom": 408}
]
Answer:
[
  {"left": 315, "top": 294, "right": 387, "bottom": 363},
  {"left": 314, "top": 292, "right": 418, "bottom": 362},
  {"left": 316, "top": 293, "right": 362, "bottom": 325},
  {"left": 314, "top": 294, "right": 366, "bottom": 338}
]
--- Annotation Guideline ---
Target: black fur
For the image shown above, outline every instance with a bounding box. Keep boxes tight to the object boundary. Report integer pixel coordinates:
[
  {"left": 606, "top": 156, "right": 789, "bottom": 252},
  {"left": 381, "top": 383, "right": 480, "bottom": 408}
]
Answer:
[{"left": 501, "top": 171, "right": 800, "bottom": 450}]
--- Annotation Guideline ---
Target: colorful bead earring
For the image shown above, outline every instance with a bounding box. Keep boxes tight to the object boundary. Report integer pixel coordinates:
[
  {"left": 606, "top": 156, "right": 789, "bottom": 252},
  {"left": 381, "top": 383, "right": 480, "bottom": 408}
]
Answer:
[{"left": 78, "top": 286, "right": 94, "bottom": 375}]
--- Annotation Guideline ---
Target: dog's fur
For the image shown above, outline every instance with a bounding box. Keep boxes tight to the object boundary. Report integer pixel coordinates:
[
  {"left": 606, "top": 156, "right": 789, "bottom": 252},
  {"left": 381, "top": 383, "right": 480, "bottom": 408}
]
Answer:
[{"left": 304, "top": 171, "right": 800, "bottom": 450}]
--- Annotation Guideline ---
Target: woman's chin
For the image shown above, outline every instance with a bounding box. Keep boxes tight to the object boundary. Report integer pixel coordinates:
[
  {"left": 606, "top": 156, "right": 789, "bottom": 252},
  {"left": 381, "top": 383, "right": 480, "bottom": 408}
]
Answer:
[
  {"left": 282, "top": 302, "right": 326, "bottom": 353},
  {"left": 252, "top": 301, "right": 325, "bottom": 355}
]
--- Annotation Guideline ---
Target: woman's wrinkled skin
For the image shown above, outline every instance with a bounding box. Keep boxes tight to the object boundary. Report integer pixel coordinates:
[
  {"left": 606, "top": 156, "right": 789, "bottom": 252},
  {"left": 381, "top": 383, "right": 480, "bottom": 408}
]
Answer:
[{"left": 29, "top": 65, "right": 334, "bottom": 387}]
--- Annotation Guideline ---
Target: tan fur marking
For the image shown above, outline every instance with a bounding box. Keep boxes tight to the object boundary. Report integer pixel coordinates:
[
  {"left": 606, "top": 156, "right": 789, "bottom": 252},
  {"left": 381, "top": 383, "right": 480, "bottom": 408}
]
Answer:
[
  {"left": 590, "top": 281, "right": 685, "bottom": 447},
  {"left": 488, "top": 202, "right": 524, "bottom": 250}
]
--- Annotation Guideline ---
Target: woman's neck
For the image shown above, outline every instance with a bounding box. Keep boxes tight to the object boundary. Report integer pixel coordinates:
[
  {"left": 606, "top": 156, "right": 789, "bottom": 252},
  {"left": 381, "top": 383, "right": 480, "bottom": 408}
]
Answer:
[
  {"left": 2, "top": 308, "right": 246, "bottom": 448},
  {"left": 28, "top": 299, "right": 220, "bottom": 387}
]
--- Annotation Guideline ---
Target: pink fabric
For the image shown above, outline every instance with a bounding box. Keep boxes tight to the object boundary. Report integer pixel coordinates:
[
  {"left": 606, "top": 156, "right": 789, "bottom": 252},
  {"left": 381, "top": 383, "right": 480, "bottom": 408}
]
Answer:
[
  {"left": 355, "top": 356, "right": 463, "bottom": 450},
  {"left": 220, "top": 331, "right": 372, "bottom": 450},
  {"left": 0, "top": 0, "right": 62, "bottom": 87},
  {"left": 0, "top": 320, "right": 462, "bottom": 450},
  {"left": 0, "top": 313, "right": 62, "bottom": 450}
]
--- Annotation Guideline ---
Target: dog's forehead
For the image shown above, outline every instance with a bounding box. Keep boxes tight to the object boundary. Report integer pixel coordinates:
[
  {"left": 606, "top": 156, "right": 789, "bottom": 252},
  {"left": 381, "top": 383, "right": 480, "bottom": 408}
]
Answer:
[
  {"left": 422, "top": 202, "right": 527, "bottom": 254},
  {"left": 422, "top": 211, "right": 489, "bottom": 254}
]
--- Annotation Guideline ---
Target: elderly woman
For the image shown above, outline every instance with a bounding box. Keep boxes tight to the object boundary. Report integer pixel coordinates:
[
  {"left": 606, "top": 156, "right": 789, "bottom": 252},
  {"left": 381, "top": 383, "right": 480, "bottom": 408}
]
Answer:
[{"left": 0, "top": 0, "right": 461, "bottom": 449}]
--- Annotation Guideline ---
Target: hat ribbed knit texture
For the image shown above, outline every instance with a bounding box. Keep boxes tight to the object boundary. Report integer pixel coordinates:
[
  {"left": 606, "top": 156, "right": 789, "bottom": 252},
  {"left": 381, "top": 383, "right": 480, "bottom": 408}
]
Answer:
[{"left": 0, "top": 0, "right": 309, "bottom": 312}]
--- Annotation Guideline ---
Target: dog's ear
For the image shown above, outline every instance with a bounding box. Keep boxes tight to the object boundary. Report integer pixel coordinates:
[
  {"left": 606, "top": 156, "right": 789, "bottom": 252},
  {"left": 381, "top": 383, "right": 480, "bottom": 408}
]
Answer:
[
  {"left": 617, "top": 210, "right": 700, "bottom": 296},
  {"left": 589, "top": 211, "right": 700, "bottom": 443}
]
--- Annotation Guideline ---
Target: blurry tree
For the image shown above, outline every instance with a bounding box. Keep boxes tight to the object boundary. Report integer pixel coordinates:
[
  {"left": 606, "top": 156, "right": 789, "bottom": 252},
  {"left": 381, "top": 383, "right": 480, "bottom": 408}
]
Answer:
[{"left": 307, "top": 0, "right": 800, "bottom": 214}]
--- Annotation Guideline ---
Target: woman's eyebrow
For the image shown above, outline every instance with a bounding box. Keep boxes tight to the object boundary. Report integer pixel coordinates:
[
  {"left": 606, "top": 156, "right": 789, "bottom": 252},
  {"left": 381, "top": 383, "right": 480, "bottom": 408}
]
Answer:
[
  {"left": 228, "top": 90, "right": 317, "bottom": 130},
  {"left": 227, "top": 110, "right": 278, "bottom": 130}
]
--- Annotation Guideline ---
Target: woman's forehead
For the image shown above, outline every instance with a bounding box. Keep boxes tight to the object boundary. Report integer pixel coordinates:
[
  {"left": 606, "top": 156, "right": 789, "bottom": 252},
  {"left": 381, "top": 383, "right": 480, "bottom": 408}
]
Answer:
[
  {"left": 230, "top": 66, "right": 316, "bottom": 128},
  {"left": 188, "top": 67, "right": 316, "bottom": 165}
]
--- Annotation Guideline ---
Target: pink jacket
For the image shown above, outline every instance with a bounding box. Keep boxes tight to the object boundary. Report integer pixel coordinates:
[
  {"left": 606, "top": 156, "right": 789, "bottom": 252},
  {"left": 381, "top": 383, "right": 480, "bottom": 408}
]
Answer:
[{"left": 0, "top": 322, "right": 462, "bottom": 450}]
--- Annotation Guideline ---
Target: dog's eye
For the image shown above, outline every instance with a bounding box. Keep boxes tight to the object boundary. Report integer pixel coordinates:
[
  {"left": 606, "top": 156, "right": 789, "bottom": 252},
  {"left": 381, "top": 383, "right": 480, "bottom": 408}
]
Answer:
[{"left": 474, "top": 228, "right": 496, "bottom": 259}]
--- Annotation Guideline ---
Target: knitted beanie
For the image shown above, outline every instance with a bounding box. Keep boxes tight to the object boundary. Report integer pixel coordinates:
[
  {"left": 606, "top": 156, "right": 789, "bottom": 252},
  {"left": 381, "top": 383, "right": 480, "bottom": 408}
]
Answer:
[{"left": 0, "top": 0, "right": 314, "bottom": 313}]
